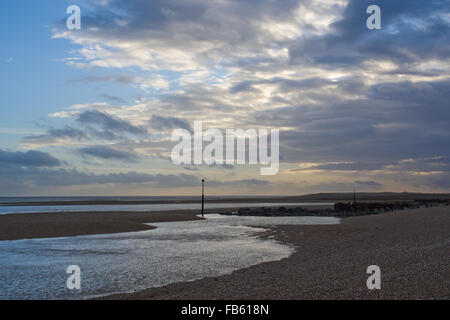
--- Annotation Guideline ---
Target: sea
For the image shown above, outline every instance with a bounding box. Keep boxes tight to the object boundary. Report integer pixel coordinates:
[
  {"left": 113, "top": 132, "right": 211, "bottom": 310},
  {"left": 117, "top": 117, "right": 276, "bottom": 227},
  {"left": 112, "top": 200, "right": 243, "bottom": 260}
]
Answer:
[{"left": 0, "top": 196, "right": 333, "bottom": 215}]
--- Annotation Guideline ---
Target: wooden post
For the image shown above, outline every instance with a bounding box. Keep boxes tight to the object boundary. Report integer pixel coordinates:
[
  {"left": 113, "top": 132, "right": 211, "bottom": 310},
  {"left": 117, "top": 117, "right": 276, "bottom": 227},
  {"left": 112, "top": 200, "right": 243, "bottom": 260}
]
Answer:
[{"left": 201, "top": 179, "right": 205, "bottom": 218}]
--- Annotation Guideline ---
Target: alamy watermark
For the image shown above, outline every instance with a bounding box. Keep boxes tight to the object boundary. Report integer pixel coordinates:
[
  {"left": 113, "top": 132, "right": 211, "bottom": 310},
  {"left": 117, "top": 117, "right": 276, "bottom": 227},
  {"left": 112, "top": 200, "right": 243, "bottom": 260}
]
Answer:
[
  {"left": 366, "top": 265, "right": 381, "bottom": 290},
  {"left": 66, "top": 265, "right": 81, "bottom": 290},
  {"left": 66, "top": 5, "right": 81, "bottom": 30},
  {"left": 171, "top": 121, "right": 279, "bottom": 175},
  {"left": 366, "top": 5, "right": 381, "bottom": 30}
]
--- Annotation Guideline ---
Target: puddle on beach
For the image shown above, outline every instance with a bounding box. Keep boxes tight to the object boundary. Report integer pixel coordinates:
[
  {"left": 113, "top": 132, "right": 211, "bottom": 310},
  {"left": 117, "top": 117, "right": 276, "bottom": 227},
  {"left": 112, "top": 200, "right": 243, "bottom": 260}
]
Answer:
[{"left": 0, "top": 214, "right": 340, "bottom": 300}]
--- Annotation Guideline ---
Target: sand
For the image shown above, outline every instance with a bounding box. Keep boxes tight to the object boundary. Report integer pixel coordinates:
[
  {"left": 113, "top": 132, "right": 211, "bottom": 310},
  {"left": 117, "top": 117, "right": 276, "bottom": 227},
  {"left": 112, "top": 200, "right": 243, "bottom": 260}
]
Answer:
[
  {"left": 0, "top": 210, "right": 203, "bottom": 241},
  {"left": 101, "top": 206, "right": 449, "bottom": 300}
]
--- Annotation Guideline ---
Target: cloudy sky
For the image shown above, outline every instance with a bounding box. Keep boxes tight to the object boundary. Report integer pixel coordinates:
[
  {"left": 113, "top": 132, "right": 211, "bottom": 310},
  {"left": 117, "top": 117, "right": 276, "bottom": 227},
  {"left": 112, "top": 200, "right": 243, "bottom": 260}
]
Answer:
[{"left": 0, "top": 0, "right": 449, "bottom": 196}]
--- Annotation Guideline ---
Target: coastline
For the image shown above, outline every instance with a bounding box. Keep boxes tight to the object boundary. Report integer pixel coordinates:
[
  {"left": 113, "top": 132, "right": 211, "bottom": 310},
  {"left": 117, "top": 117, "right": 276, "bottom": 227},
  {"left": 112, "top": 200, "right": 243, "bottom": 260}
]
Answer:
[{"left": 99, "top": 206, "right": 450, "bottom": 300}]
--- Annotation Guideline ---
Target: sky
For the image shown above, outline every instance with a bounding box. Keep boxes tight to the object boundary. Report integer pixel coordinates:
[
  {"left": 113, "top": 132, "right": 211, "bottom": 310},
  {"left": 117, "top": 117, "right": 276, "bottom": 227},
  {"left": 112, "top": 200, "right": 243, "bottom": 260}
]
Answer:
[{"left": 0, "top": 0, "right": 449, "bottom": 196}]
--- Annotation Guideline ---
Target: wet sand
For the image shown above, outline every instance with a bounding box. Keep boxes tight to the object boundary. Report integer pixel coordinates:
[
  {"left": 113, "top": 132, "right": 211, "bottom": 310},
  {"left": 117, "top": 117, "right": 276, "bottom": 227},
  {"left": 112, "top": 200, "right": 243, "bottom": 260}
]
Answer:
[
  {"left": 0, "top": 210, "right": 203, "bottom": 241},
  {"left": 101, "top": 206, "right": 450, "bottom": 300}
]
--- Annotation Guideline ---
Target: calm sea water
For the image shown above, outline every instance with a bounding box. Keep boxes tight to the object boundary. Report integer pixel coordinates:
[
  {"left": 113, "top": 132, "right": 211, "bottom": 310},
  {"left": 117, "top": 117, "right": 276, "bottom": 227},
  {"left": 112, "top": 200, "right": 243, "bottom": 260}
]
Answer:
[
  {"left": 0, "top": 214, "right": 340, "bottom": 300},
  {"left": 0, "top": 202, "right": 333, "bottom": 215},
  {"left": 0, "top": 196, "right": 275, "bottom": 204}
]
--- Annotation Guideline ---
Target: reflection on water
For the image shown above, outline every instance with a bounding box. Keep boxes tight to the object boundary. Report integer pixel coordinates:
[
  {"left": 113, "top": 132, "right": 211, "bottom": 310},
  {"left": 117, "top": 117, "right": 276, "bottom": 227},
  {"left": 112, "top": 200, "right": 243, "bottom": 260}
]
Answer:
[
  {"left": 0, "top": 214, "right": 340, "bottom": 300},
  {"left": 0, "top": 202, "right": 333, "bottom": 215}
]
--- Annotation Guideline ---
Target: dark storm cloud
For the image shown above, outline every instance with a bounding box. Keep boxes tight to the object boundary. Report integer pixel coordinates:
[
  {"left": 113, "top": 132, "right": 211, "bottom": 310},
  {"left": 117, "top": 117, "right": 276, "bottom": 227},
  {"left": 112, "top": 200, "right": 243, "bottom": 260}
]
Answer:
[
  {"left": 0, "top": 149, "right": 61, "bottom": 168},
  {"left": 79, "top": 146, "right": 139, "bottom": 161}
]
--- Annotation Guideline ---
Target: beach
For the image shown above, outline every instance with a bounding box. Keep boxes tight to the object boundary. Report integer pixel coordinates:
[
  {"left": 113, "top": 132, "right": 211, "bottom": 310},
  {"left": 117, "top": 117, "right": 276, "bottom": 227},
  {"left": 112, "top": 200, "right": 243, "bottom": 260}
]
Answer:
[
  {"left": 0, "top": 203, "right": 448, "bottom": 299},
  {"left": 101, "top": 206, "right": 449, "bottom": 300}
]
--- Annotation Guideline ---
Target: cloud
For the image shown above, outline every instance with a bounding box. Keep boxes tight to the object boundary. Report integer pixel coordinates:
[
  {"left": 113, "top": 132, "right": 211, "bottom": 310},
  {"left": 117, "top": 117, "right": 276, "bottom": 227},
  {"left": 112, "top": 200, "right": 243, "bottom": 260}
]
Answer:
[
  {"left": 0, "top": 164, "right": 270, "bottom": 194},
  {"left": 150, "top": 115, "right": 192, "bottom": 132},
  {"left": 290, "top": 0, "right": 450, "bottom": 68},
  {"left": 207, "top": 163, "right": 235, "bottom": 170},
  {"left": 23, "top": 126, "right": 88, "bottom": 145},
  {"left": 79, "top": 146, "right": 139, "bottom": 161},
  {"left": 207, "top": 178, "right": 270, "bottom": 187},
  {"left": 426, "top": 173, "right": 450, "bottom": 190},
  {"left": 0, "top": 166, "right": 203, "bottom": 192},
  {"left": 72, "top": 74, "right": 136, "bottom": 84},
  {"left": 183, "top": 166, "right": 199, "bottom": 171},
  {"left": 309, "top": 180, "right": 383, "bottom": 192},
  {"left": 300, "top": 162, "right": 387, "bottom": 172},
  {"left": 355, "top": 180, "right": 383, "bottom": 188},
  {"left": 101, "top": 94, "right": 127, "bottom": 104},
  {"left": 0, "top": 149, "right": 61, "bottom": 168},
  {"left": 77, "top": 110, "right": 148, "bottom": 138},
  {"left": 23, "top": 109, "right": 149, "bottom": 145},
  {"left": 16, "top": 0, "right": 448, "bottom": 193},
  {"left": 72, "top": 73, "right": 170, "bottom": 91}
]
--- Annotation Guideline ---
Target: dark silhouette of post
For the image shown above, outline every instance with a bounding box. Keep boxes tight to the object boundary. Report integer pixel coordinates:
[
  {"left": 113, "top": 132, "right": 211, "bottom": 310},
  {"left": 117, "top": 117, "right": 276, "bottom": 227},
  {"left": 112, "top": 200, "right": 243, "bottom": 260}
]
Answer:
[{"left": 201, "top": 179, "right": 205, "bottom": 218}]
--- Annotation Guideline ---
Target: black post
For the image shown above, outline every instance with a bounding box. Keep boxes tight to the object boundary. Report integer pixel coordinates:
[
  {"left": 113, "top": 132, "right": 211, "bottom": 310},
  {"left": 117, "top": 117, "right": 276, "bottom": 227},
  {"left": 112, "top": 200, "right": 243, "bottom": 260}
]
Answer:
[{"left": 201, "top": 179, "right": 205, "bottom": 218}]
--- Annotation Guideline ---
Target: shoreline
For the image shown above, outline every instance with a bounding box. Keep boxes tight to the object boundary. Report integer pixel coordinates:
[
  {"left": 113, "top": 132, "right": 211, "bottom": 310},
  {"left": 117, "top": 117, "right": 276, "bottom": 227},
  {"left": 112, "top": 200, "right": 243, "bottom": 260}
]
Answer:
[
  {"left": 99, "top": 206, "right": 449, "bottom": 300},
  {"left": 0, "top": 205, "right": 332, "bottom": 241}
]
